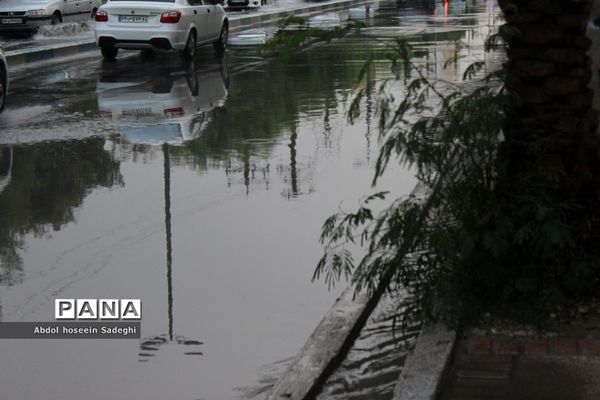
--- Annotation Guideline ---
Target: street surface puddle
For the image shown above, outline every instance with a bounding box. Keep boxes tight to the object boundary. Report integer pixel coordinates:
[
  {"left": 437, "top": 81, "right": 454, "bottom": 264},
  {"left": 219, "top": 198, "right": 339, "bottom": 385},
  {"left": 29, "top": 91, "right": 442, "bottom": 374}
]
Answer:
[
  {"left": 0, "top": 0, "right": 499, "bottom": 399},
  {"left": 230, "top": 29, "right": 272, "bottom": 46},
  {"left": 308, "top": 12, "right": 348, "bottom": 29}
]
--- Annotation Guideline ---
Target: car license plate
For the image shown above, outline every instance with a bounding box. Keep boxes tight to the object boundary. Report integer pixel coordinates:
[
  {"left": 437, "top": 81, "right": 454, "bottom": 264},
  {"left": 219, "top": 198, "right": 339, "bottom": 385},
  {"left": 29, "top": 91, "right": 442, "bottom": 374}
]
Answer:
[
  {"left": 118, "top": 15, "right": 148, "bottom": 23},
  {"left": 122, "top": 108, "right": 153, "bottom": 116},
  {"left": 1, "top": 18, "right": 22, "bottom": 24}
]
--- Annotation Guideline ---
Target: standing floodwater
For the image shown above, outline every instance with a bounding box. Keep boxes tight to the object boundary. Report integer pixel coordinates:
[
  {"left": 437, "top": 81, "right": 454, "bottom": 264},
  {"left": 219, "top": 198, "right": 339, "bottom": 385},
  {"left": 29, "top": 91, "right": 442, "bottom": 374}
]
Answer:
[
  {"left": 0, "top": 1, "right": 497, "bottom": 399},
  {"left": 317, "top": 1, "right": 499, "bottom": 398}
]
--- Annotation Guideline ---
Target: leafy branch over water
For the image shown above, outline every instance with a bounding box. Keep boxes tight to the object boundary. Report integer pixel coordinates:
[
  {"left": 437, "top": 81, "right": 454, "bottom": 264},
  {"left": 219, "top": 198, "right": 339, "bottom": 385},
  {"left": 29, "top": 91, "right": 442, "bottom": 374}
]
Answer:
[
  {"left": 314, "top": 36, "right": 514, "bottom": 327},
  {"left": 263, "top": 18, "right": 600, "bottom": 328}
]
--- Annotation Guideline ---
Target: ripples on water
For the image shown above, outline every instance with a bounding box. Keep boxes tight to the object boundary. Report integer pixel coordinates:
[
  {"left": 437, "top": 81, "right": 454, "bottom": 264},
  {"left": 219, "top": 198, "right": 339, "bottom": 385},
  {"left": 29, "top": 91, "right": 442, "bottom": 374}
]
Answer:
[
  {"left": 235, "top": 357, "right": 295, "bottom": 399},
  {"left": 232, "top": 294, "right": 421, "bottom": 400},
  {"left": 235, "top": 295, "right": 421, "bottom": 400},
  {"left": 317, "top": 294, "right": 420, "bottom": 400}
]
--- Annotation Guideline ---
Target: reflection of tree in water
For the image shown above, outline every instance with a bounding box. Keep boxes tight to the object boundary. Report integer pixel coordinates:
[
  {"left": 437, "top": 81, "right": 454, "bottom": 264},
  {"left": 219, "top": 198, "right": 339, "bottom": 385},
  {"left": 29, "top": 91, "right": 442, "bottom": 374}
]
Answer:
[
  {"left": 0, "top": 139, "right": 123, "bottom": 286},
  {"left": 176, "top": 48, "right": 361, "bottom": 188},
  {"left": 225, "top": 157, "right": 271, "bottom": 193},
  {"left": 100, "top": 37, "right": 397, "bottom": 196},
  {"left": 128, "top": 2, "right": 483, "bottom": 195}
]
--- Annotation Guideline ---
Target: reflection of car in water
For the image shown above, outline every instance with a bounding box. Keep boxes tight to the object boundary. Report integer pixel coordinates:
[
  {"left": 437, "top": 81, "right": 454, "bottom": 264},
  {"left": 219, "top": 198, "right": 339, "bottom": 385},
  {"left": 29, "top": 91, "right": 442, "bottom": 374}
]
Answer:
[
  {"left": 96, "top": 58, "right": 228, "bottom": 145},
  {"left": 0, "top": 146, "right": 12, "bottom": 194}
]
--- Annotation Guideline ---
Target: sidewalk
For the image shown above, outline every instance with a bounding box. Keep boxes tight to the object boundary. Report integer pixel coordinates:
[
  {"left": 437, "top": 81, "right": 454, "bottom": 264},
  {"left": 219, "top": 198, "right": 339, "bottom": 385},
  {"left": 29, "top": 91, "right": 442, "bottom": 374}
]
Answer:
[{"left": 439, "top": 316, "right": 600, "bottom": 400}]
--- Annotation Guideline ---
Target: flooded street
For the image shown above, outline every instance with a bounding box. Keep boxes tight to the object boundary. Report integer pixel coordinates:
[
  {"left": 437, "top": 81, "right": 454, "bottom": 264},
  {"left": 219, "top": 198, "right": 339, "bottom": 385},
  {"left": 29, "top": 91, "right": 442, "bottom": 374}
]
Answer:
[{"left": 0, "top": 1, "right": 497, "bottom": 399}]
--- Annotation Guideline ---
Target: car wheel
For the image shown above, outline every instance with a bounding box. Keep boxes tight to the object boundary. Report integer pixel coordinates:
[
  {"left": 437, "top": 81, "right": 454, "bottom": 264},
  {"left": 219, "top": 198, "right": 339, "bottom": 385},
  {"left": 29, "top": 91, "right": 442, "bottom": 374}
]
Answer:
[
  {"left": 214, "top": 23, "right": 228, "bottom": 53},
  {"left": 50, "top": 12, "right": 62, "bottom": 25},
  {"left": 0, "top": 69, "right": 6, "bottom": 113},
  {"left": 182, "top": 31, "right": 197, "bottom": 60},
  {"left": 101, "top": 46, "right": 119, "bottom": 61}
]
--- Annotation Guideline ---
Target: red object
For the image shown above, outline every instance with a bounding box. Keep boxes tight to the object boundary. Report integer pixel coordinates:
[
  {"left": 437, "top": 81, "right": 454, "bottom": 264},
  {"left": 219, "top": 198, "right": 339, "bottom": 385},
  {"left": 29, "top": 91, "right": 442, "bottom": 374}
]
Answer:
[
  {"left": 160, "top": 11, "right": 182, "bottom": 24},
  {"left": 164, "top": 107, "right": 185, "bottom": 117},
  {"left": 95, "top": 10, "right": 108, "bottom": 22}
]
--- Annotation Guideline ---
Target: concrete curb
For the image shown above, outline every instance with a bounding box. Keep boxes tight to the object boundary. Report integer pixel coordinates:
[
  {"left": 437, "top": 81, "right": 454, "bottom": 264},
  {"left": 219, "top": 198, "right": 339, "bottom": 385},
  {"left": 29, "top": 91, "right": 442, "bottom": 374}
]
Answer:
[
  {"left": 6, "top": 0, "right": 369, "bottom": 67},
  {"left": 392, "top": 324, "right": 457, "bottom": 400},
  {"left": 6, "top": 39, "right": 97, "bottom": 66},
  {"left": 270, "top": 183, "right": 433, "bottom": 400},
  {"left": 268, "top": 286, "right": 372, "bottom": 400}
]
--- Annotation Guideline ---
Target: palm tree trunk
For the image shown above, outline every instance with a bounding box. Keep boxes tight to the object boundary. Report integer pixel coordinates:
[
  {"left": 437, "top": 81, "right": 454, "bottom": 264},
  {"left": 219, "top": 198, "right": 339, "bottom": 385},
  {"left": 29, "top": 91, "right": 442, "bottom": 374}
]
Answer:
[
  {"left": 498, "top": 0, "right": 600, "bottom": 199},
  {"left": 588, "top": 1, "right": 600, "bottom": 117}
]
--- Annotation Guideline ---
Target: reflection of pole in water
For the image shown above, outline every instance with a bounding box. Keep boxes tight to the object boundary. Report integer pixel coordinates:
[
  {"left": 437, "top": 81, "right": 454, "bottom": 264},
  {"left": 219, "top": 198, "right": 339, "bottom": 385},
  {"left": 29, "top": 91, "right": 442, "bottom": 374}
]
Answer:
[
  {"left": 321, "top": 95, "right": 333, "bottom": 149},
  {"left": 289, "top": 128, "right": 298, "bottom": 196},
  {"left": 243, "top": 153, "right": 250, "bottom": 196},
  {"left": 138, "top": 144, "right": 202, "bottom": 361},
  {"left": 323, "top": 102, "right": 332, "bottom": 139},
  {"left": 365, "top": 61, "right": 374, "bottom": 161},
  {"left": 163, "top": 143, "right": 174, "bottom": 341}
]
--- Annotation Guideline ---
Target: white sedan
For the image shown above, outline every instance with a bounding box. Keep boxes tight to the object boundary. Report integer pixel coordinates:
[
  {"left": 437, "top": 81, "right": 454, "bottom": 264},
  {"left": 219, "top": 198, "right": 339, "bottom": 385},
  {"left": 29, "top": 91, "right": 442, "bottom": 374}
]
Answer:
[
  {"left": 95, "top": 0, "right": 229, "bottom": 60},
  {"left": 0, "top": 0, "right": 102, "bottom": 32}
]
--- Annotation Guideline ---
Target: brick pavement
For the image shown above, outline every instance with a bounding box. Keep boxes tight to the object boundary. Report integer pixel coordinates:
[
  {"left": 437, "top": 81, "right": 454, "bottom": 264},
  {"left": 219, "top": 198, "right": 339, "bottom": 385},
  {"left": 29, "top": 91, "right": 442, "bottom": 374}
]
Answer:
[{"left": 440, "top": 335, "right": 600, "bottom": 400}]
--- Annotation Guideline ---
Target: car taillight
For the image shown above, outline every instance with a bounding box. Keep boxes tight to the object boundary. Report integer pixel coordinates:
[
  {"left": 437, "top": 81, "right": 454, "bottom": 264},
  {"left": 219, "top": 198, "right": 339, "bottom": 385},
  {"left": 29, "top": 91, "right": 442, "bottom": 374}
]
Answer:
[
  {"left": 99, "top": 110, "right": 112, "bottom": 119},
  {"left": 160, "top": 10, "right": 181, "bottom": 23},
  {"left": 164, "top": 108, "right": 185, "bottom": 117},
  {"left": 95, "top": 10, "right": 108, "bottom": 22}
]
